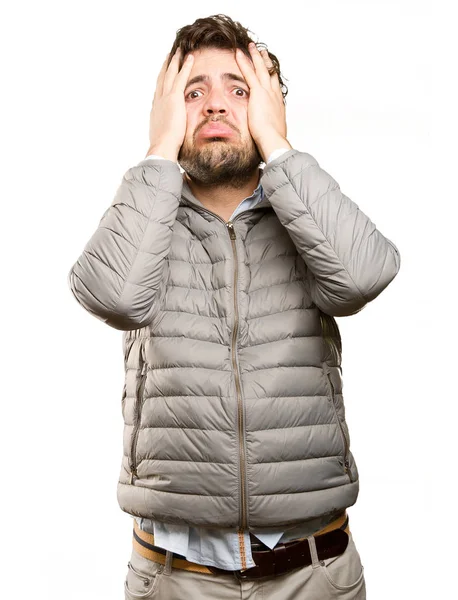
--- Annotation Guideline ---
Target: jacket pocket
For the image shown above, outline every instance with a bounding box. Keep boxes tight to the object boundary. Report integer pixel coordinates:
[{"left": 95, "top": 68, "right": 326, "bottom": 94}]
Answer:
[
  {"left": 323, "top": 363, "right": 354, "bottom": 482},
  {"left": 129, "top": 346, "right": 148, "bottom": 484},
  {"left": 121, "top": 382, "right": 127, "bottom": 420}
]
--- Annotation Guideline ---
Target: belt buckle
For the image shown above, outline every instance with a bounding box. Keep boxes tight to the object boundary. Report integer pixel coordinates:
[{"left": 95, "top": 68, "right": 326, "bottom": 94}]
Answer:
[
  {"left": 233, "top": 566, "right": 258, "bottom": 581},
  {"left": 206, "top": 565, "right": 260, "bottom": 581},
  {"left": 233, "top": 544, "right": 291, "bottom": 581}
]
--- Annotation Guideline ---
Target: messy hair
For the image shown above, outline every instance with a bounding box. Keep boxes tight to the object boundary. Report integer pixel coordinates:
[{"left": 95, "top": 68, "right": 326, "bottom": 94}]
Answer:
[{"left": 167, "top": 13, "right": 289, "bottom": 104}]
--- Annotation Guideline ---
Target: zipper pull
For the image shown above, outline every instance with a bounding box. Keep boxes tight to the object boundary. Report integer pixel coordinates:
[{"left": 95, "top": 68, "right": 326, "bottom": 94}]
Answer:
[
  {"left": 130, "top": 468, "right": 137, "bottom": 484},
  {"left": 141, "top": 362, "right": 147, "bottom": 376},
  {"left": 226, "top": 221, "right": 236, "bottom": 239}
]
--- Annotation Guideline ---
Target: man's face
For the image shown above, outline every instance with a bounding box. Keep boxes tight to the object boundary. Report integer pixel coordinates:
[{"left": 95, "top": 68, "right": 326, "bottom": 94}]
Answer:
[{"left": 178, "top": 47, "right": 263, "bottom": 188}]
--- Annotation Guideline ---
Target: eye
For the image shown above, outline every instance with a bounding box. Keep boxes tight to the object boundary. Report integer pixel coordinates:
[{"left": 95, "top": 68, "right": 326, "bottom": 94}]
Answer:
[
  {"left": 186, "top": 90, "right": 201, "bottom": 100},
  {"left": 185, "top": 88, "right": 249, "bottom": 100}
]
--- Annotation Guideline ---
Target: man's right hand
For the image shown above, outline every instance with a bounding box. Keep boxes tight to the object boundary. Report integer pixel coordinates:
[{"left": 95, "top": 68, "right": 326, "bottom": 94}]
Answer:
[{"left": 145, "top": 48, "right": 194, "bottom": 162}]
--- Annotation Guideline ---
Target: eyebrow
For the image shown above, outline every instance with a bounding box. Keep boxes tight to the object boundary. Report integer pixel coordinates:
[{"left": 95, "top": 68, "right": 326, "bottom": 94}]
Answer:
[{"left": 185, "top": 72, "right": 248, "bottom": 91}]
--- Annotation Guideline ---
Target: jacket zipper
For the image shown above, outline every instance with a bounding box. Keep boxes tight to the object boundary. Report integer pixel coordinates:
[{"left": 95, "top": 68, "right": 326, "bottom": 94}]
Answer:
[
  {"left": 130, "top": 358, "right": 147, "bottom": 484},
  {"left": 188, "top": 202, "right": 249, "bottom": 565},
  {"left": 186, "top": 205, "right": 250, "bottom": 528},
  {"left": 227, "top": 221, "right": 249, "bottom": 528},
  {"left": 175, "top": 204, "right": 258, "bottom": 569},
  {"left": 227, "top": 220, "right": 249, "bottom": 570},
  {"left": 324, "top": 366, "right": 353, "bottom": 482}
]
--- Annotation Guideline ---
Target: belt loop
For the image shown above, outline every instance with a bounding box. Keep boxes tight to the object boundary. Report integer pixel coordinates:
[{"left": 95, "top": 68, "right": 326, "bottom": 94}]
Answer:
[
  {"left": 306, "top": 535, "right": 321, "bottom": 569},
  {"left": 163, "top": 550, "right": 174, "bottom": 575}
]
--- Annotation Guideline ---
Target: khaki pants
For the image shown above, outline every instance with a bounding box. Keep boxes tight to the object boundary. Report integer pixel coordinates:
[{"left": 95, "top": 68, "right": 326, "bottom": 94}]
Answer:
[{"left": 124, "top": 531, "right": 366, "bottom": 599}]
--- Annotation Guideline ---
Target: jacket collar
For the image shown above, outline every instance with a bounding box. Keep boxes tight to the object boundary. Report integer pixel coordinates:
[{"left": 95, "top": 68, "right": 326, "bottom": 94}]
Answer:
[{"left": 179, "top": 167, "right": 272, "bottom": 216}]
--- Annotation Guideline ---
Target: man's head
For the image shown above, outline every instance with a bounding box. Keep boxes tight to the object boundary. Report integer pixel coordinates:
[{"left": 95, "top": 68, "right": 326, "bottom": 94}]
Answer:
[
  {"left": 178, "top": 46, "right": 262, "bottom": 189},
  {"left": 166, "top": 14, "right": 288, "bottom": 189}
]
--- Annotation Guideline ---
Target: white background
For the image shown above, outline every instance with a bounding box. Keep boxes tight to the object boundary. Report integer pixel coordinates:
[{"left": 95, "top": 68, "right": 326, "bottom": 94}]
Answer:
[{"left": 1, "top": 0, "right": 453, "bottom": 598}]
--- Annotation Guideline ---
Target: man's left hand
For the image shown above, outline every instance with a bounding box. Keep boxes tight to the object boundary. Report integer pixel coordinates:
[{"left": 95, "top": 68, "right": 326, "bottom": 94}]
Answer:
[{"left": 235, "top": 43, "right": 292, "bottom": 161}]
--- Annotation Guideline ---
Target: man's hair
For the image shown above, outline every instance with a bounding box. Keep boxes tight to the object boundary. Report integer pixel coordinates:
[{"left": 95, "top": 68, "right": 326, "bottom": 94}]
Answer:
[{"left": 168, "top": 13, "right": 289, "bottom": 104}]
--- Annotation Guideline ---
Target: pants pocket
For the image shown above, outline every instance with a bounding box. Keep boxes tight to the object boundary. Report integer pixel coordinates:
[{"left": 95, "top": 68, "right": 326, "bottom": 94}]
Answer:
[
  {"left": 124, "top": 547, "right": 164, "bottom": 599},
  {"left": 319, "top": 532, "right": 365, "bottom": 593}
]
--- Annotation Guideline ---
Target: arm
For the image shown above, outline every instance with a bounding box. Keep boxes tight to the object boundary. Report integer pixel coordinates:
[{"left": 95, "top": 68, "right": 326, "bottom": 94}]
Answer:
[
  {"left": 67, "top": 48, "right": 196, "bottom": 330},
  {"left": 260, "top": 149, "right": 401, "bottom": 317},
  {"left": 67, "top": 158, "right": 183, "bottom": 330}
]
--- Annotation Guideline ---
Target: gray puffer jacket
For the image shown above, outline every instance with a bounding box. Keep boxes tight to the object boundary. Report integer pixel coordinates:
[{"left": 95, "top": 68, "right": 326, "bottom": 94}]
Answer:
[{"left": 68, "top": 149, "right": 400, "bottom": 530}]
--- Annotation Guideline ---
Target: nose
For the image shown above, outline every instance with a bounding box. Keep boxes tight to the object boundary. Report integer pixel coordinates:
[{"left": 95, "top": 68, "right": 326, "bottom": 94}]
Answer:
[{"left": 202, "top": 88, "right": 229, "bottom": 116}]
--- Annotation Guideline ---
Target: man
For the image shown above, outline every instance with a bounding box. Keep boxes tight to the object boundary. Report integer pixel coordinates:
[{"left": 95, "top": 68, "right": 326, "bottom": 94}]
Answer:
[{"left": 68, "top": 15, "right": 400, "bottom": 599}]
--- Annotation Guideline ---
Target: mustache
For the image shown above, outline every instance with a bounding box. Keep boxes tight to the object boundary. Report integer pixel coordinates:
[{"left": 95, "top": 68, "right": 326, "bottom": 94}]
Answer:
[{"left": 196, "top": 117, "right": 237, "bottom": 134}]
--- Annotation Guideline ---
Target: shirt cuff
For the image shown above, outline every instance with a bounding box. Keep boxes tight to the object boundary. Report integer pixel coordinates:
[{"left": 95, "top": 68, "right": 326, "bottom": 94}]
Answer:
[
  {"left": 144, "top": 154, "right": 174, "bottom": 162},
  {"left": 266, "top": 148, "right": 292, "bottom": 164}
]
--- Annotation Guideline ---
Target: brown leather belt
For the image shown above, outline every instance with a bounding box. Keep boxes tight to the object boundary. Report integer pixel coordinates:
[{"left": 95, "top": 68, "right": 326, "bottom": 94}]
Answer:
[
  {"left": 132, "top": 511, "right": 350, "bottom": 581},
  {"left": 209, "top": 512, "right": 350, "bottom": 580}
]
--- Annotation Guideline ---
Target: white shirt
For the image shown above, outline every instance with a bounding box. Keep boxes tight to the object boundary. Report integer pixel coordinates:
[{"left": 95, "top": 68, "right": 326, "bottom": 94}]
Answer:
[{"left": 132, "top": 147, "right": 343, "bottom": 570}]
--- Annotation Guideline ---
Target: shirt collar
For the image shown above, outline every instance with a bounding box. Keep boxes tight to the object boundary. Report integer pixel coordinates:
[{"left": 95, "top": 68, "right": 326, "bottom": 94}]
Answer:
[{"left": 180, "top": 168, "right": 265, "bottom": 210}]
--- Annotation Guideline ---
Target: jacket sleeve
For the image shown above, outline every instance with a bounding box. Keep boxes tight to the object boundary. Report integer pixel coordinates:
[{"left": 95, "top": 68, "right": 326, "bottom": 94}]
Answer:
[
  {"left": 67, "top": 157, "right": 183, "bottom": 330},
  {"left": 260, "top": 149, "right": 401, "bottom": 317}
]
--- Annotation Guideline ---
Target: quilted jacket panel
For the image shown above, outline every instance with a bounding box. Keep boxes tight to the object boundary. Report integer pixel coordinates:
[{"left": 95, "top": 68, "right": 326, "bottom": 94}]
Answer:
[{"left": 68, "top": 149, "right": 400, "bottom": 529}]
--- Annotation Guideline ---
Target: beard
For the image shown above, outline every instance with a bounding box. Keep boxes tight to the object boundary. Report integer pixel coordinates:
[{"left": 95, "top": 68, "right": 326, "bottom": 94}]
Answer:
[{"left": 178, "top": 133, "right": 263, "bottom": 189}]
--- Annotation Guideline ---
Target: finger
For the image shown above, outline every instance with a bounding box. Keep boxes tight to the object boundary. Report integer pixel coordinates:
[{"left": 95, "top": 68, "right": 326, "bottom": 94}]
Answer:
[
  {"left": 163, "top": 48, "right": 182, "bottom": 95},
  {"left": 235, "top": 48, "right": 259, "bottom": 91},
  {"left": 173, "top": 53, "right": 195, "bottom": 92},
  {"left": 260, "top": 48, "right": 282, "bottom": 95},
  {"left": 155, "top": 52, "right": 171, "bottom": 100},
  {"left": 247, "top": 43, "right": 272, "bottom": 89}
]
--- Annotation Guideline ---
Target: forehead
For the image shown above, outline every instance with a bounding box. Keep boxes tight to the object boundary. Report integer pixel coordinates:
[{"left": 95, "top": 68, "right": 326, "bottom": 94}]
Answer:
[{"left": 187, "top": 47, "right": 244, "bottom": 80}]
